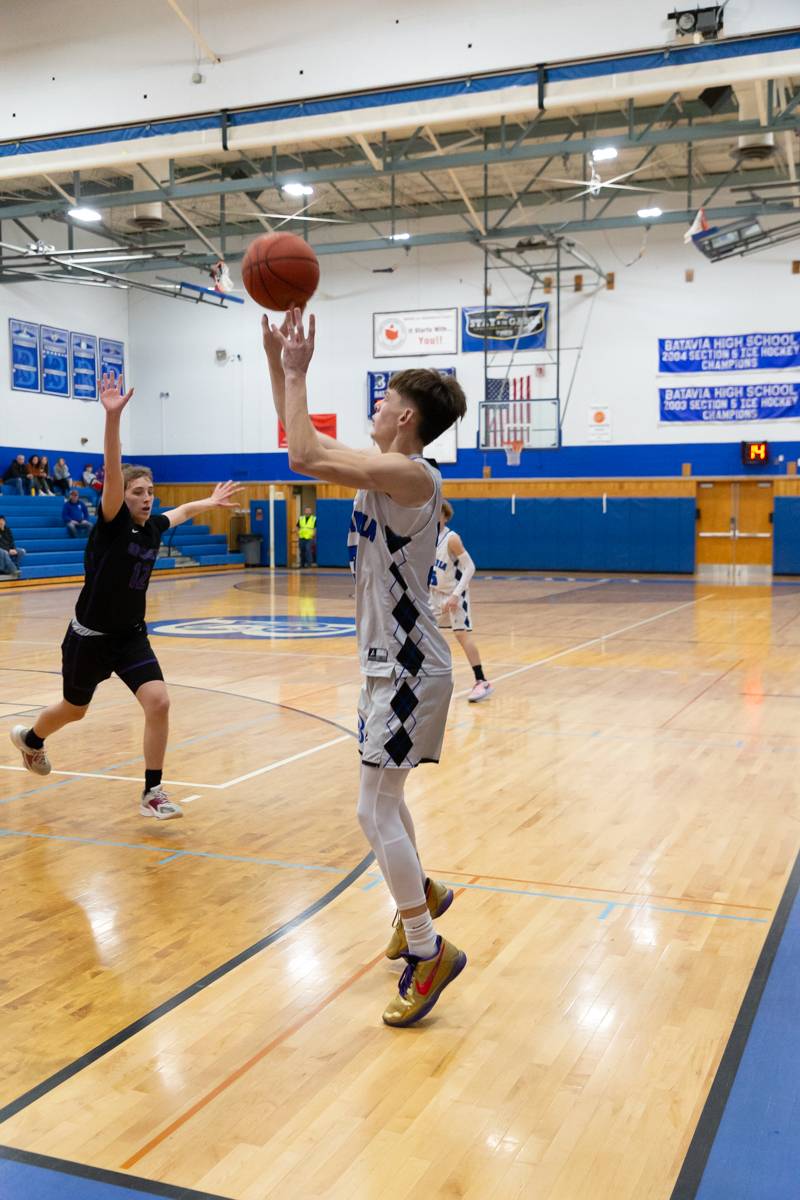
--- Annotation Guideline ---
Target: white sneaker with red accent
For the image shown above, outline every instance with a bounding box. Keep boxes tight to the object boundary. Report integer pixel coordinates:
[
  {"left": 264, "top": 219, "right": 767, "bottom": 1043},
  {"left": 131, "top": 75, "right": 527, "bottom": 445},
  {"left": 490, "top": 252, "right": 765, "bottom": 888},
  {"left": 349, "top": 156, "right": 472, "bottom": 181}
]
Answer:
[
  {"left": 140, "top": 787, "right": 183, "bottom": 820},
  {"left": 10, "top": 725, "right": 51, "bottom": 775},
  {"left": 467, "top": 680, "right": 493, "bottom": 703}
]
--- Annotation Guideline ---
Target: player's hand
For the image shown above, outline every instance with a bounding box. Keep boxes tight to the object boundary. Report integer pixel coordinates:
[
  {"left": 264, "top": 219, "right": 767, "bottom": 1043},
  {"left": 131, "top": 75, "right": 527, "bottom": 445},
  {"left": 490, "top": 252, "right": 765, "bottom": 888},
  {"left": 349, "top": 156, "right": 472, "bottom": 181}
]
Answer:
[
  {"left": 273, "top": 307, "right": 316, "bottom": 375},
  {"left": 261, "top": 313, "right": 289, "bottom": 368},
  {"left": 443, "top": 595, "right": 460, "bottom": 614},
  {"left": 99, "top": 372, "right": 133, "bottom": 415},
  {"left": 210, "top": 480, "right": 243, "bottom": 508}
]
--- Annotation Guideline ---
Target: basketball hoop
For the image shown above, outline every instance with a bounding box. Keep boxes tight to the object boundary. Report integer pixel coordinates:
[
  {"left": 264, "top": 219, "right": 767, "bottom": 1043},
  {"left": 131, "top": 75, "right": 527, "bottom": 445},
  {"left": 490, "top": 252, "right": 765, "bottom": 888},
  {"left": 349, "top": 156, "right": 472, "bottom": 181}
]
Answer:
[{"left": 503, "top": 439, "right": 524, "bottom": 467}]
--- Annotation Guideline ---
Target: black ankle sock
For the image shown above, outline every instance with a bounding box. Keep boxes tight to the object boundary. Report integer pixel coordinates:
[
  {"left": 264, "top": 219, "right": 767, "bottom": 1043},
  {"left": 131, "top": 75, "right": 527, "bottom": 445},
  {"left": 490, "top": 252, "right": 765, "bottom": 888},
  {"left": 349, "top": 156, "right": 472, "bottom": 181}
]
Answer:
[
  {"left": 472, "top": 664, "right": 486, "bottom": 683},
  {"left": 145, "top": 769, "right": 163, "bottom": 793},
  {"left": 24, "top": 729, "right": 45, "bottom": 750}
]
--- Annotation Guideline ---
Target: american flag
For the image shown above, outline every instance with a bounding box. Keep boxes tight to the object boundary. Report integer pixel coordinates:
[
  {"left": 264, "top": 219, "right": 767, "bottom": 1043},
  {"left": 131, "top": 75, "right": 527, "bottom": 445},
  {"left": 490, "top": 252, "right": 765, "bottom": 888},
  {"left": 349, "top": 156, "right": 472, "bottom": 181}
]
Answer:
[{"left": 486, "top": 375, "right": 533, "bottom": 403}]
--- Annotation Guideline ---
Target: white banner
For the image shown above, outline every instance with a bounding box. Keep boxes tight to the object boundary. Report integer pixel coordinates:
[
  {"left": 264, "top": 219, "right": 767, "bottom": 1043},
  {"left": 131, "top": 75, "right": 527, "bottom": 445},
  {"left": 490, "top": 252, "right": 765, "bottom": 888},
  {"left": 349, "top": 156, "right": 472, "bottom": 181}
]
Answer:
[
  {"left": 373, "top": 308, "right": 458, "bottom": 358},
  {"left": 588, "top": 405, "right": 612, "bottom": 442}
]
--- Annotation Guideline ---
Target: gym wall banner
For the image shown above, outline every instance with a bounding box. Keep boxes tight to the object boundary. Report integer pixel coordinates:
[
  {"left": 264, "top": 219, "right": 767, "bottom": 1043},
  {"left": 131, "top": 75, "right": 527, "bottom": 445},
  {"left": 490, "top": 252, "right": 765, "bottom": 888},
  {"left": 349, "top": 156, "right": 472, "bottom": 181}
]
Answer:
[
  {"left": 373, "top": 309, "right": 458, "bottom": 357},
  {"left": 367, "top": 368, "right": 456, "bottom": 419},
  {"left": 40, "top": 325, "right": 70, "bottom": 396},
  {"left": 461, "top": 305, "right": 548, "bottom": 353},
  {"left": 70, "top": 332, "right": 99, "bottom": 401},
  {"left": 99, "top": 337, "right": 125, "bottom": 383},
  {"left": 660, "top": 382, "right": 800, "bottom": 423},
  {"left": 659, "top": 331, "right": 800, "bottom": 373},
  {"left": 9, "top": 318, "right": 40, "bottom": 393}
]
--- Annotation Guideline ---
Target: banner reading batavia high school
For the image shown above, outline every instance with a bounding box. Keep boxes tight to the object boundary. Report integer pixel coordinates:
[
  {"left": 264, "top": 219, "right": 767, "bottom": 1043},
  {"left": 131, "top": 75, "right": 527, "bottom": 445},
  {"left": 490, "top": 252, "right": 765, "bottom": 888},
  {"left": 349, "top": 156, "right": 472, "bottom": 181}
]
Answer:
[
  {"left": 659, "top": 331, "right": 800, "bottom": 373},
  {"left": 660, "top": 382, "right": 800, "bottom": 423}
]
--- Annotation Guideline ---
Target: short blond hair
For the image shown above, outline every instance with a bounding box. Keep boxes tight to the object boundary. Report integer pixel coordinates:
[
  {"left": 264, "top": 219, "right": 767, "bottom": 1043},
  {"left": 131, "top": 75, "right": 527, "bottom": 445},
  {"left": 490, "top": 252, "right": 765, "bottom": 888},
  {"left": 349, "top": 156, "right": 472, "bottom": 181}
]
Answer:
[
  {"left": 441, "top": 499, "right": 454, "bottom": 522},
  {"left": 122, "top": 464, "right": 154, "bottom": 489}
]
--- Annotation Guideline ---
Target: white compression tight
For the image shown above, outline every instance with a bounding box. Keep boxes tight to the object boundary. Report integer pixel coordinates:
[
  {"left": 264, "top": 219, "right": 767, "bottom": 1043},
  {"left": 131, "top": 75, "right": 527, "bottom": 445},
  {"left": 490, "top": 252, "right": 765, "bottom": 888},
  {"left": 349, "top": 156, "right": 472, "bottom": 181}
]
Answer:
[{"left": 357, "top": 764, "right": 427, "bottom": 911}]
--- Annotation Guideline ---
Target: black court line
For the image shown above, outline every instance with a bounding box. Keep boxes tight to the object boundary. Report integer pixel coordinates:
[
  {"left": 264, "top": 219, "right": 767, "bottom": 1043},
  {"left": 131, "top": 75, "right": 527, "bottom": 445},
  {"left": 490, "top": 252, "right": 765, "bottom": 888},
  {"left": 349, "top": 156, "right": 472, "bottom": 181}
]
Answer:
[
  {"left": 670, "top": 848, "right": 800, "bottom": 1200},
  {"left": 0, "top": 849, "right": 374, "bottom": 1125},
  {"left": 0, "top": 1142, "right": 232, "bottom": 1199}
]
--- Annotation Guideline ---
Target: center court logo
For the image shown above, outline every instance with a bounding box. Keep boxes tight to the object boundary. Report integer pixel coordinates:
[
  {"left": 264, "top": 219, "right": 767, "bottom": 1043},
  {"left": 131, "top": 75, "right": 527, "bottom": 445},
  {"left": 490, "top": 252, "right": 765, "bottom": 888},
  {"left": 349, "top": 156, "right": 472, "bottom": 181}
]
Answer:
[{"left": 148, "top": 615, "right": 356, "bottom": 640}]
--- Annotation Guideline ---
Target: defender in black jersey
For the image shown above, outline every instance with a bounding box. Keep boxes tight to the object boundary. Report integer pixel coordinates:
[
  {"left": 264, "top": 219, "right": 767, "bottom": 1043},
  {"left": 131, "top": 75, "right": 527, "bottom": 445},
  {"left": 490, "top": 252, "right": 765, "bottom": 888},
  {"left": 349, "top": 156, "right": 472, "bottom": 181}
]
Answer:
[{"left": 10, "top": 372, "right": 240, "bottom": 819}]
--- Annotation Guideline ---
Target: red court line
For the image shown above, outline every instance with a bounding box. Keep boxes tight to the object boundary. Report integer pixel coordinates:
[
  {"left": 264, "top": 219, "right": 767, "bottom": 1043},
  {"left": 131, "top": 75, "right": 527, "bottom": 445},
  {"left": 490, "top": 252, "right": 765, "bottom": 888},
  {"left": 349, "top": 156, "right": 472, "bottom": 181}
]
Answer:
[
  {"left": 659, "top": 659, "right": 744, "bottom": 730},
  {"left": 121, "top": 877, "right": 480, "bottom": 1171}
]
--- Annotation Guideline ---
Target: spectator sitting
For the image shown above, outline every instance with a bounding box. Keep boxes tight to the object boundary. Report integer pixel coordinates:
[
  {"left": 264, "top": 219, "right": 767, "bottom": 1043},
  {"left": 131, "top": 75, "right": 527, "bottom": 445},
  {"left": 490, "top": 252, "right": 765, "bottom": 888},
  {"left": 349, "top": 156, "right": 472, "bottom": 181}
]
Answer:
[
  {"left": 3, "top": 454, "right": 30, "bottom": 497},
  {"left": 62, "top": 490, "right": 93, "bottom": 538},
  {"left": 0, "top": 515, "right": 26, "bottom": 577},
  {"left": 27, "top": 455, "right": 54, "bottom": 496},
  {"left": 82, "top": 463, "right": 97, "bottom": 488},
  {"left": 91, "top": 463, "right": 105, "bottom": 493},
  {"left": 52, "top": 457, "right": 72, "bottom": 497},
  {"left": 40, "top": 456, "right": 56, "bottom": 494}
]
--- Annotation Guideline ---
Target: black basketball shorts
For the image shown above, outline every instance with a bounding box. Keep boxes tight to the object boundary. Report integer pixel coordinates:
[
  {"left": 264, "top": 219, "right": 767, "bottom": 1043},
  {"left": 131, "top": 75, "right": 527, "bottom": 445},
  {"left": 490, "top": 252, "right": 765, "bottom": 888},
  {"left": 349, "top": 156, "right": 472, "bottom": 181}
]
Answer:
[{"left": 61, "top": 622, "right": 164, "bottom": 706}]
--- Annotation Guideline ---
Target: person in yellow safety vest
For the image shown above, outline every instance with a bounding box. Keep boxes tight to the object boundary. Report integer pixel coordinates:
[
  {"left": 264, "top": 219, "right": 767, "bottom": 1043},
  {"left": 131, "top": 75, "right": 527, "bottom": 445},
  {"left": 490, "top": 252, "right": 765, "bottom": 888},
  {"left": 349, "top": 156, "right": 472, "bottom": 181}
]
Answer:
[{"left": 297, "top": 506, "right": 317, "bottom": 568}]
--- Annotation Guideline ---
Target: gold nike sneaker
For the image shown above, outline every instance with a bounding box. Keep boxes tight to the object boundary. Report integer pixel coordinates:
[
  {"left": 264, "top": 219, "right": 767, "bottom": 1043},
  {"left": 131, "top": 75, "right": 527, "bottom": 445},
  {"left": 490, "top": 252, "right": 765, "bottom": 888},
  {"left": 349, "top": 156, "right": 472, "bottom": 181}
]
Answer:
[
  {"left": 382, "top": 936, "right": 467, "bottom": 1027},
  {"left": 385, "top": 878, "right": 454, "bottom": 960}
]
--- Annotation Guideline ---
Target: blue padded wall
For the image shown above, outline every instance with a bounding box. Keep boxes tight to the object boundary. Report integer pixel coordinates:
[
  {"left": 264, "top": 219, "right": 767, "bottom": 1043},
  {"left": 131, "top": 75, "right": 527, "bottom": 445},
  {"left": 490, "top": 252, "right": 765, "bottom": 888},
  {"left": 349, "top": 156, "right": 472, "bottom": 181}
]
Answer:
[
  {"left": 773, "top": 498, "right": 800, "bottom": 575},
  {"left": 314, "top": 497, "right": 696, "bottom": 573},
  {"left": 249, "top": 498, "right": 287, "bottom": 566}
]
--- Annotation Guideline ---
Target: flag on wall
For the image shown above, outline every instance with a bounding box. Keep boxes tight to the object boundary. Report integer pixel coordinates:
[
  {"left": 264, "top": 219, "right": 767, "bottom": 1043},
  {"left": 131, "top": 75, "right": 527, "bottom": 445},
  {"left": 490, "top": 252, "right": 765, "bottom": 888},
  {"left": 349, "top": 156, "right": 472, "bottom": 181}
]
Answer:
[{"left": 684, "top": 208, "right": 709, "bottom": 244}]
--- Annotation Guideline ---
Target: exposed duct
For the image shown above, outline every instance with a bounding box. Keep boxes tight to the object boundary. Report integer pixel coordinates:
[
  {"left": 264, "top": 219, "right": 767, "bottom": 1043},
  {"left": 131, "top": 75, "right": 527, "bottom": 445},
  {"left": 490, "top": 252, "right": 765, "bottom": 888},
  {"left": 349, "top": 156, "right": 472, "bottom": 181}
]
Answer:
[
  {"left": 732, "top": 82, "right": 774, "bottom": 163},
  {"left": 129, "top": 162, "right": 169, "bottom": 228}
]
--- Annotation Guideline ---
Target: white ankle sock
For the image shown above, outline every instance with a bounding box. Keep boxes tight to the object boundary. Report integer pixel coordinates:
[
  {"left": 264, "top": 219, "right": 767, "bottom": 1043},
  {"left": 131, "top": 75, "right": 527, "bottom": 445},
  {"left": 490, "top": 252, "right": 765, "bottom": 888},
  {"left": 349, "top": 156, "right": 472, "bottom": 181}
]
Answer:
[{"left": 402, "top": 911, "right": 438, "bottom": 959}]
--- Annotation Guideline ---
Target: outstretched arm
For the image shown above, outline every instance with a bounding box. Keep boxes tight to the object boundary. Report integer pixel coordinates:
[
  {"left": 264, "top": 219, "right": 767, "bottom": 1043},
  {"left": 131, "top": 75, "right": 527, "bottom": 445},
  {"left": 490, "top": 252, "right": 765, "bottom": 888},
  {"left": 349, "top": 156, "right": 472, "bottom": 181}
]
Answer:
[
  {"left": 165, "top": 481, "right": 242, "bottom": 528},
  {"left": 98, "top": 373, "right": 134, "bottom": 522},
  {"left": 262, "top": 314, "right": 349, "bottom": 453},
  {"left": 276, "top": 309, "right": 432, "bottom": 507}
]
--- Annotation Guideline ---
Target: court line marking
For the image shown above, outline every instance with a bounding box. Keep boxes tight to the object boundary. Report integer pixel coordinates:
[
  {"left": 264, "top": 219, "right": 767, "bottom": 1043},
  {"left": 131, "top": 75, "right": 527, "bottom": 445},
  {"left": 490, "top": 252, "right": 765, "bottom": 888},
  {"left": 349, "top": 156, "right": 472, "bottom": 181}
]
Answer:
[
  {"left": 0, "top": 826, "right": 767, "bottom": 925},
  {"left": 0, "top": 1143, "right": 232, "bottom": 1200},
  {"left": 453, "top": 594, "right": 713, "bottom": 697},
  {"left": 669, "top": 849, "right": 800, "bottom": 1200},
  {"left": 119, "top": 875, "right": 481, "bottom": 1172},
  {"left": 660, "top": 659, "right": 744, "bottom": 729},
  {"left": 0, "top": 849, "right": 376, "bottom": 1127}
]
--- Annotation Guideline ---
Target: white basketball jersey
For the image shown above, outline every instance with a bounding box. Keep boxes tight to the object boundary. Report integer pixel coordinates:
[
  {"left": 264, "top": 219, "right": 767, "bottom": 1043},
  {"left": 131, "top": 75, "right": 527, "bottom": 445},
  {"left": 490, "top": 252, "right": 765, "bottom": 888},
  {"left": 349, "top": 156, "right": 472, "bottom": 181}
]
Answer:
[
  {"left": 347, "top": 457, "right": 452, "bottom": 678},
  {"left": 430, "top": 525, "right": 460, "bottom": 593}
]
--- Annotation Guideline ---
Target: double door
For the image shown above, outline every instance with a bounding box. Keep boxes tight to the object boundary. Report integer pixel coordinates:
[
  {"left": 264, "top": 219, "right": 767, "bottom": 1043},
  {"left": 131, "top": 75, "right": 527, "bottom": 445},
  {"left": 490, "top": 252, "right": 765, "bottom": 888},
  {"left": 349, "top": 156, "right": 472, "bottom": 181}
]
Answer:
[{"left": 696, "top": 481, "right": 773, "bottom": 582}]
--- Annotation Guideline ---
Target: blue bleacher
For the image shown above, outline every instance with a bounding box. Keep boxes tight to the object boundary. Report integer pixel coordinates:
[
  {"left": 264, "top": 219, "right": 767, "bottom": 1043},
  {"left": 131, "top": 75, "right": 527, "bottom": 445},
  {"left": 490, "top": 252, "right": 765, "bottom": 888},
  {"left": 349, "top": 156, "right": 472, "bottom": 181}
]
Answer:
[{"left": 0, "top": 490, "right": 243, "bottom": 580}]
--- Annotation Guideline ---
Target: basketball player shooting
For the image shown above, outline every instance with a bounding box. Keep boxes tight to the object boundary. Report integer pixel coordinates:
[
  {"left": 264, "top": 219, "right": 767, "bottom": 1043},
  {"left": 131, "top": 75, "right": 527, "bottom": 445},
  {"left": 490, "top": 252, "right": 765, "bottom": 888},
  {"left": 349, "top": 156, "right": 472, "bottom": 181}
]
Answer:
[
  {"left": 263, "top": 309, "right": 468, "bottom": 1027},
  {"left": 10, "top": 372, "right": 241, "bottom": 819}
]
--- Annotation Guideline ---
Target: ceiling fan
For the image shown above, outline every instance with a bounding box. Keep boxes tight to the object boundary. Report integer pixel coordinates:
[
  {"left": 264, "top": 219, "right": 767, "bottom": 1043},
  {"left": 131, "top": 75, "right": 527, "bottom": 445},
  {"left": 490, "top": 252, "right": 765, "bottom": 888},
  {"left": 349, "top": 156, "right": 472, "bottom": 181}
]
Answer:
[{"left": 539, "top": 162, "right": 658, "bottom": 201}]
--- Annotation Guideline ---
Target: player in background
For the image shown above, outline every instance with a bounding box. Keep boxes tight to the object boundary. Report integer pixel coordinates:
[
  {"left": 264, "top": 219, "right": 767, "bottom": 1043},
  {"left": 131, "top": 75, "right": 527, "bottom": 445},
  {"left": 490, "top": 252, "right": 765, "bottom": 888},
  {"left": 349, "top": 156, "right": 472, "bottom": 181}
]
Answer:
[
  {"left": 263, "top": 310, "right": 468, "bottom": 1028},
  {"left": 430, "top": 500, "right": 492, "bottom": 702},
  {"left": 10, "top": 372, "right": 240, "bottom": 819}
]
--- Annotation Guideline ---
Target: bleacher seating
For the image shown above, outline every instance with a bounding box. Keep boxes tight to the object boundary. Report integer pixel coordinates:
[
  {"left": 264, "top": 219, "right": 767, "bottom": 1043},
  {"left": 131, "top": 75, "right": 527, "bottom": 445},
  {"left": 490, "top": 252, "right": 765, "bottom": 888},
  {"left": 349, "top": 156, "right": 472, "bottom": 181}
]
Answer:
[{"left": 0, "top": 489, "right": 243, "bottom": 580}]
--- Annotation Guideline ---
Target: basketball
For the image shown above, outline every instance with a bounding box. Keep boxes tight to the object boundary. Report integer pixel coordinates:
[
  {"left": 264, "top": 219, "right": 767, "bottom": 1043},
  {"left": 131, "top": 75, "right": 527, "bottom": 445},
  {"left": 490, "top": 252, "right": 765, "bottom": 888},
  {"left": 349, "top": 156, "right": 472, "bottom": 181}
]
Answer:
[{"left": 241, "top": 232, "right": 320, "bottom": 311}]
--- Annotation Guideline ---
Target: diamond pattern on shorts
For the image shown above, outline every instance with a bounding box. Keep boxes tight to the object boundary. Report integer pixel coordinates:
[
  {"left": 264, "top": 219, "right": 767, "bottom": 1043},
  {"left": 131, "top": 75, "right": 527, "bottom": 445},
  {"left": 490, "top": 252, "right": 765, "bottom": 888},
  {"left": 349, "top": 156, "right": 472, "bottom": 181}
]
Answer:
[
  {"left": 391, "top": 681, "right": 419, "bottom": 722},
  {"left": 397, "top": 637, "right": 425, "bottom": 676},
  {"left": 384, "top": 725, "right": 414, "bottom": 766},
  {"left": 392, "top": 593, "right": 419, "bottom": 635}
]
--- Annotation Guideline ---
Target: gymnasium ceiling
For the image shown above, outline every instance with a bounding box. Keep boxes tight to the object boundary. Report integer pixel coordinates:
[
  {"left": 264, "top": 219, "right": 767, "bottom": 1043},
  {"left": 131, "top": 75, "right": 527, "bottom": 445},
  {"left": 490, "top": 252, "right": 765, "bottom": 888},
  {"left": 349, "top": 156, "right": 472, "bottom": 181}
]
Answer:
[{"left": 1, "top": 36, "right": 799, "bottom": 278}]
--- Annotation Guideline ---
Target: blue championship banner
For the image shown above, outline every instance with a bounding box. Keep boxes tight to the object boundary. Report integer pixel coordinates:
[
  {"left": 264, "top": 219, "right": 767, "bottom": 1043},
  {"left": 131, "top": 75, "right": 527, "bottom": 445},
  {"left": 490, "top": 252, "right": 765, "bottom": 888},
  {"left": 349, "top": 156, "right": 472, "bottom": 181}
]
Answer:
[
  {"left": 659, "top": 331, "right": 800, "bottom": 373},
  {"left": 9, "top": 318, "right": 40, "bottom": 392},
  {"left": 40, "top": 325, "right": 70, "bottom": 396},
  {"left": 660, "top": 382, "right": 800, "bottom": 423},
  {"left": 462, "top": 305, "right": 548, "bottom": 353},
  {"left": 70, "top": 332, "right": 98, "bottom": 400},
  {"left": 367, "top": 367, "right": 455, "bottom": 419},
  {"left": 99, "top": 337, "right": 125, "bottom": 382}
]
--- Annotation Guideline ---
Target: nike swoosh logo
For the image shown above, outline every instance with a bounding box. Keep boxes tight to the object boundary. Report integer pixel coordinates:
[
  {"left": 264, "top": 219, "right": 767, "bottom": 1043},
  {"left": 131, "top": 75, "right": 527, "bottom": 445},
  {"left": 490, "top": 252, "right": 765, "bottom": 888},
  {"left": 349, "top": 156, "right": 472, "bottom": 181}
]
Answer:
[{"left": 415, "top": 941, "right": 444, "bottom": 997}]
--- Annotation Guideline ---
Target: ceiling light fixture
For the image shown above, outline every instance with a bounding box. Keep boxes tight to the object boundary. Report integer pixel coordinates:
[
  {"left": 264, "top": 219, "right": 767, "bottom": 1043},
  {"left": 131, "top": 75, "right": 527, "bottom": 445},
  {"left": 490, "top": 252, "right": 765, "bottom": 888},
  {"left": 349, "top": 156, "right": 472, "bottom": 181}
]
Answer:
[
  {"left": 281, "top": 182, "right": 314, "bottom": 198},
  {"left": 67, "top": 206, "right": 102, "bottom": 222},
  {"left": 388, "top": 232, "right": 411, "bottom": 241},
  {"left": 638, "top": 207, "right": 663, "bottom": 219},
  {"left": 592, "top": 147, "right": 618, "bottom": 163}
]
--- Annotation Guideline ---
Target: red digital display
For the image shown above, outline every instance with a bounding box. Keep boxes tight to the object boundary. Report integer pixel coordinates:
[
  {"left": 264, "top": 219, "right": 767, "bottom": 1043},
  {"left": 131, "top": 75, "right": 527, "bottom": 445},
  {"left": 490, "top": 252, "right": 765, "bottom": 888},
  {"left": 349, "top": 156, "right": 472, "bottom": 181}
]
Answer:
[{"left": 741, "top": 441, "right": 770, "bottom": 466}]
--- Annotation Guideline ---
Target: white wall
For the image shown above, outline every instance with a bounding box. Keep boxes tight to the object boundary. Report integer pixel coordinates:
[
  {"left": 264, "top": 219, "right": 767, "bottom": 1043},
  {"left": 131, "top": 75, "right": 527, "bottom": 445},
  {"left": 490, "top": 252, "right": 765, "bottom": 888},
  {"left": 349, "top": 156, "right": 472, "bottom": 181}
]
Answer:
[
  {"left": 2, "top": 0, "right": 797, "bottom": 142},
  {"left": 0, "top": 237, "right": 131, "bottom": 457},
  {"left": 126, "top": 222, "right": 800, "bottom": 458}
]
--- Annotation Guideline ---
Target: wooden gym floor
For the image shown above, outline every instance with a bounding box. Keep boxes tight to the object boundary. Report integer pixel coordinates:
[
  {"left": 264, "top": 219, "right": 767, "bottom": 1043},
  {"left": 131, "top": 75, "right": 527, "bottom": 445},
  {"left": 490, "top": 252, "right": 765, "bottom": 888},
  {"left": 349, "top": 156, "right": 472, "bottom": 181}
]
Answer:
[{"left": 0, "top": 568, "right": 798, "bottom": 1199}]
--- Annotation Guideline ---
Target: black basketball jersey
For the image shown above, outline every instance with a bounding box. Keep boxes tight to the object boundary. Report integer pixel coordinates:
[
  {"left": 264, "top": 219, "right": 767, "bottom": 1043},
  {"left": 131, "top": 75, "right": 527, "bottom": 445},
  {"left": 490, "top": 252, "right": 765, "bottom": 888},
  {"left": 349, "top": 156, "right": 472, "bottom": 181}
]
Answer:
[{"left": 74, "top": 502, "right": 170, "bottom": 633}]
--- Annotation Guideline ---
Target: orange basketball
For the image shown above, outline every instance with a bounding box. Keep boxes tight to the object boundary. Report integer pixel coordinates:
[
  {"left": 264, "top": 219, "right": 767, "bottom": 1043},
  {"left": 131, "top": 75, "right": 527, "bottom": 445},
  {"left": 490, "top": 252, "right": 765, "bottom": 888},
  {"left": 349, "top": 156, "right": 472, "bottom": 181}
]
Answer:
[{"left": 241, "top": 232, "right": 320, "bottom": 311}]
